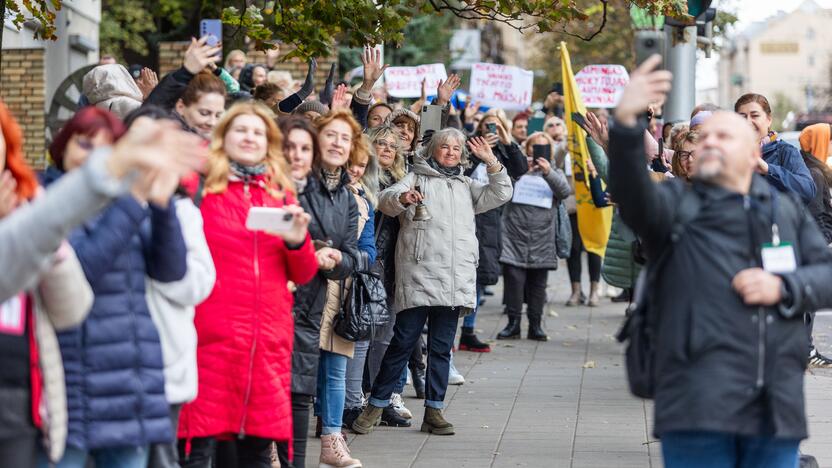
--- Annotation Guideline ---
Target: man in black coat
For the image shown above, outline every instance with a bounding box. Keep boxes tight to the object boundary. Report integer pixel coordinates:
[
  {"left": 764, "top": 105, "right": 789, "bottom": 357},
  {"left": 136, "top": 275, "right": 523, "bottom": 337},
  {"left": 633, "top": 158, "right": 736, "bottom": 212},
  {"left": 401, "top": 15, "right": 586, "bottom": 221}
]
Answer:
[{"left": 609, "top": 56, "right": 832, "bottom": 467}]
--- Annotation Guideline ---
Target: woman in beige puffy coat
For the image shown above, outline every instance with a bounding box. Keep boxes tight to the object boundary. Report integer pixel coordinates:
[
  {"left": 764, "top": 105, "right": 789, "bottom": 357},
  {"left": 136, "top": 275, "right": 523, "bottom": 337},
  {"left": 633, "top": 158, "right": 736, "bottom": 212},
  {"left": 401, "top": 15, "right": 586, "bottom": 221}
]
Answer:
[{"left": 352, "top": 128, "right": 512, "bottom": 436}]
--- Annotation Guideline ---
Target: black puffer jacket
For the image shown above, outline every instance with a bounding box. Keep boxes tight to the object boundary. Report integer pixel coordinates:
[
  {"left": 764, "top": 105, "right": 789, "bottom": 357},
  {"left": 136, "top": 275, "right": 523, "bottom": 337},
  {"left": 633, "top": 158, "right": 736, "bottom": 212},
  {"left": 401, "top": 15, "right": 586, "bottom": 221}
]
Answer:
[
  {"left": 290, "top": 171, "right": 359, "bottom": 396},
  {"left": 373, "top": 178, "right": 400, "bottom": 308},
  {"left": 610, "top": 121, "right": 832, "bottom": 440},
  {"left": 465, "top": 140, "right": 529, "bottom": 285}
]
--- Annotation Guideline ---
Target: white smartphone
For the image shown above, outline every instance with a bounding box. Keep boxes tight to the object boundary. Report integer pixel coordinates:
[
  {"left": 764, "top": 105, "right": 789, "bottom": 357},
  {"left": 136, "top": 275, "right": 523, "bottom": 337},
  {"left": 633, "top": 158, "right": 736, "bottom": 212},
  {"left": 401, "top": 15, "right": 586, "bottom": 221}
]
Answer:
[
  {"left": 245, "top": 206, "right": 294, "bottom": 232},
  {"left": 420, "top": 104, "right": 443, "bottom": 140}
]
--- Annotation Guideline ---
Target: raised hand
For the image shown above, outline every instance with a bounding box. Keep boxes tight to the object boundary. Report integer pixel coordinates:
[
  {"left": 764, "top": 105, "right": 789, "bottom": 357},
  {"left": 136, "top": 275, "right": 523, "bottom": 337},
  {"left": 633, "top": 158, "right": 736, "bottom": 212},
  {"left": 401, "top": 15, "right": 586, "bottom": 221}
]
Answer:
[
  {"left": 467, "top": 136, "right": 497, "bottom": 165},
  {"left": 435, "top": 74, "right": 461, "bottom": 107},
  {"left": 108, "top": 117, "right": 206, "bottom": 180},
  {"left": 410, "top": 78, "right": 427, "bottom": 114},
  {"left": 614, "top": 55, "right": 672, "bottom": 127},
  {"left": 331, "top": 83, "right": 349, "bottom": 110},
  {"left": 463, "top": 100, "right": 481, "bottom": 124},
  {"left": 183, "top": 37, "right": 222, "bottom": 75},
  {"left": 136, "top": 68, "right": 159, "bottom": 100},
  {"left": 535, "top": 157, "right": 551, "bottom": 176},
  {"left": 585, "top": 111, "right": 609, "bottom": 152},
  {"left": 360, "top": 45, "right": 388, "bottom": 91}
]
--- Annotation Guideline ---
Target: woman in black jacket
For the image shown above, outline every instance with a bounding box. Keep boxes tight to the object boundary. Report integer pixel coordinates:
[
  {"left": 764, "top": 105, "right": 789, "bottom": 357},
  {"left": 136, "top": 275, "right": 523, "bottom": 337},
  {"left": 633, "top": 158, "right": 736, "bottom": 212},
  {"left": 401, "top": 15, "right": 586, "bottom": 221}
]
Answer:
[
  {"left": 276, "top": 117, "right": 359, "bottom": 468},
  {"left": 461, "top": 110, "right": 528, "bottom": 352}
]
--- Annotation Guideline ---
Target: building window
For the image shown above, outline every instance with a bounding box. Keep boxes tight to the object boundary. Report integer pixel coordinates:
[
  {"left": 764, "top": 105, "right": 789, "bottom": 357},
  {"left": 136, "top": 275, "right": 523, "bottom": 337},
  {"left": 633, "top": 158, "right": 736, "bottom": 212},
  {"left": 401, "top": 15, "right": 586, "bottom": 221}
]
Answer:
[
  {"left": 809, "top": 55, "right": 815, "bottom": 67},
  {"left": 807, "top": 28, "right": 815, "bottom": 40}
]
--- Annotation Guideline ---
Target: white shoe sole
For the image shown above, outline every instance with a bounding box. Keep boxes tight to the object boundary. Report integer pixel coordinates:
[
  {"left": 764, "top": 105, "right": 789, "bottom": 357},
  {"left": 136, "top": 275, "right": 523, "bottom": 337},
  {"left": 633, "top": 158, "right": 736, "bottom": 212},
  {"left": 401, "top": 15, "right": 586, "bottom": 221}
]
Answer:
[
  {"left": 320, "top": 463, "right": 362, "bottom": 468},
  {"left": 448, "top": 376, "right": 465, "bottom": 385}
]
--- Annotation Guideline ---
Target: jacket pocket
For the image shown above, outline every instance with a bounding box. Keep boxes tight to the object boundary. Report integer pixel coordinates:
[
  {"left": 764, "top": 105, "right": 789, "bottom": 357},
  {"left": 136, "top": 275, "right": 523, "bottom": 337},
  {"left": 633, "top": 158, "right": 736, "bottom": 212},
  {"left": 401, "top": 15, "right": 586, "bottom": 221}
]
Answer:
[{"left": 413, "top": 228, "right": 425, "bottom": 263}]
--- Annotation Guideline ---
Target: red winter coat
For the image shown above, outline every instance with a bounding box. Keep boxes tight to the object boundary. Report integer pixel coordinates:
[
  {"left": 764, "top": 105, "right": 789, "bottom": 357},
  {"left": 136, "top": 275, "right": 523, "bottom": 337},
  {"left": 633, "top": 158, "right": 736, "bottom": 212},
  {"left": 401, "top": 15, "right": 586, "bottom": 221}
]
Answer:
[{"left": 178, "top": 176, "right": 317, "bottom": 446}]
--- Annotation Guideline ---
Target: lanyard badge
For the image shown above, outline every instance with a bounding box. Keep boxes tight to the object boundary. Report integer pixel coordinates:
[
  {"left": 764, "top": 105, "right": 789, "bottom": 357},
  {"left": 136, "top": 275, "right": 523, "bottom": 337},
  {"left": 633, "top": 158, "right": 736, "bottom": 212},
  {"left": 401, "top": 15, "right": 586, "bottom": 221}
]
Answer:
[{"left": 761, "top": 223, "right": 796, "bottom": 273}]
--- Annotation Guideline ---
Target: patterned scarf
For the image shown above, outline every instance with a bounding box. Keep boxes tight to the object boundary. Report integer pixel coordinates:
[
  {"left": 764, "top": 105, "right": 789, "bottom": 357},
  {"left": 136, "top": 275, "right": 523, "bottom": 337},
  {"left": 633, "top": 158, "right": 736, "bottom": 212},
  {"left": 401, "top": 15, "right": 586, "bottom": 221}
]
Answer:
[
  {"left": 428, "top": 156, "right": 462, "bottom": 178},
  {"left": 322, "top": 167, "right": 343, "bottom": 192},
  {"left": 230, "top": 161, "right": 268, "bottom": 179},
  {"left": 762, "top": 130, "right": 778, "bottom": 148}
]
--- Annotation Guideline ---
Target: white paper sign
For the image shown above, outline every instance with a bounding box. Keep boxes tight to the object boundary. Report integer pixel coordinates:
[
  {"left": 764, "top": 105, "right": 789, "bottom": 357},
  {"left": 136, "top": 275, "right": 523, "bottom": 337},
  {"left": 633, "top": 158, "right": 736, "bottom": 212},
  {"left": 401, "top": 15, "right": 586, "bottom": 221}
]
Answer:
[
  {"left": 512, "top": 174, "right": 553, "bottom": 209},
  {"left": 470, "top": 163, "right": 489, "bottom": 184},
  {"left": 384, "top": 64, "right": 448, "bottom": 98},
  {"left": 469, "top": 62, "right": 534, "bottom": 111},
  {"left": 574, "top": 64, "right": 630, "bottom": 109}
]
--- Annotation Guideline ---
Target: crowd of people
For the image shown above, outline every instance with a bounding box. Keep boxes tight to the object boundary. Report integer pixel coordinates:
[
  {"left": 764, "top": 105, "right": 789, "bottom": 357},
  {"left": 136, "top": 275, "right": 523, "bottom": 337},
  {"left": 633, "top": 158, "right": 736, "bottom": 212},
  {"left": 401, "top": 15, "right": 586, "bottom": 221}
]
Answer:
[{"left": 1, "top": 35, "right": 832, "bottom": 468}]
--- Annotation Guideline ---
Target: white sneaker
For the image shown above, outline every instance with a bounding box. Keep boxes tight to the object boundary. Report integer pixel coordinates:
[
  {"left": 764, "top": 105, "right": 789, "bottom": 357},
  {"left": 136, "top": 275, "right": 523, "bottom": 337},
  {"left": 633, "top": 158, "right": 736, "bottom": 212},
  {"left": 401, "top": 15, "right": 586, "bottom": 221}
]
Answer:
[
  {"left": 390, "top": 393, "right": 412, "bottom": 419},
  {"left": 448, "top": 357, "right": 465, "bottom": 385}
]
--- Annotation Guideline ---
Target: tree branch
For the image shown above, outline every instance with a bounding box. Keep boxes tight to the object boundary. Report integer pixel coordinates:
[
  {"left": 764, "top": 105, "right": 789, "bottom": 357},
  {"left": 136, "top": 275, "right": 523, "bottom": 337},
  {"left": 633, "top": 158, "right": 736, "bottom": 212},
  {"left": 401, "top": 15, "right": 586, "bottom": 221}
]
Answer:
[{"left": 564, "top": 0, "right": 608, "bottom": 41}]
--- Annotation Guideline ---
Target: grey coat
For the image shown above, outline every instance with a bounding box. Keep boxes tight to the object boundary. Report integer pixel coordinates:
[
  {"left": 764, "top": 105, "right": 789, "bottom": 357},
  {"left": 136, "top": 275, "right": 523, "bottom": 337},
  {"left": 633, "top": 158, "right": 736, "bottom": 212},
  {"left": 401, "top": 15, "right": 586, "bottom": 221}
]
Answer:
[
  {"left": 500, "top": 168, "right": 571, "bottom": 269},
  {"left": 378, "top": 156, "right": 513, "bottom": 315}
]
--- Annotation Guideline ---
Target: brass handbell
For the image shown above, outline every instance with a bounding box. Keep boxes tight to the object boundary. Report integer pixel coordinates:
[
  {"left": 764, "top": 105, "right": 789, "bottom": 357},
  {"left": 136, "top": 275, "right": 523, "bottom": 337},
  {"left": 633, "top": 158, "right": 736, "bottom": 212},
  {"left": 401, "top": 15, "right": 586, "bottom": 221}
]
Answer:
[{"left": 413, "top": 202, "right": 432, "bottom": 221}]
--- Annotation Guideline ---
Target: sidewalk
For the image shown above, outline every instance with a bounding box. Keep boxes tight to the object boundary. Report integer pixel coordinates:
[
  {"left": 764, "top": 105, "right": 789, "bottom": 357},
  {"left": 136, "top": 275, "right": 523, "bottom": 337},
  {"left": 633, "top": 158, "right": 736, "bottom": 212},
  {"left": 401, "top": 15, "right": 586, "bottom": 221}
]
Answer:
[{"left": 303, "top": 267, "right": 832, "bottom": 467}]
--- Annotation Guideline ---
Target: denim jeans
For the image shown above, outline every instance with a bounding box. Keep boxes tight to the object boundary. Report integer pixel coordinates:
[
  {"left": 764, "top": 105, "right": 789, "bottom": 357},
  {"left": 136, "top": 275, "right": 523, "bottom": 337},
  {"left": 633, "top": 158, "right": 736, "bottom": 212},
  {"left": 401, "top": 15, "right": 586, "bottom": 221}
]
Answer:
[
  {"left": 345, "top": 340, "right": 370, "bottom": 410},
  {"left": 661, "top": 431, "right": 800, "bottom": 468},
  {"left": 315, "top": 350, "right": 348, "bottom": 435},
  {"left": 369, "top": 306, "right": 460, "bottom": 409},
  {"left": 46, "top": 445, "right": 149, "bottom": 468},
  {"left": 462, "top": 285, "right": 483, "bottom": 328}
]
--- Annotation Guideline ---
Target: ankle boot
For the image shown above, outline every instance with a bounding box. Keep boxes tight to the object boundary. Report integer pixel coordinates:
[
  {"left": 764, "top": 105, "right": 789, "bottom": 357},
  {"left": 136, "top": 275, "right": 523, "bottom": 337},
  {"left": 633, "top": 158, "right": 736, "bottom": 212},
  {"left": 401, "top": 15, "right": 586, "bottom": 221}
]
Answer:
[
  {"left": 351, "top": 404, "right": 383, "bottom": 435},
  {"left": 408, "top": 361, "right": 426, "bottom": 399},
  {"left": 527, "top": 314, "right": 549, "bottom": 341},
  {"left": 421, "top": 407, "right": 455, "bottom": 435},
  {"left": 459, "top": 326, "right": 491, "bottom": 352},
  {"left": 496, "top": 312, "right": 521, "bottom": 340},
  {"left": 319, "top": 433, "right": 362, "bottom": 468},
  {"left": 566, "top": 282, "right": 583, "bottom": 306},
  {"left": 588, "top": 282, "right": 600, "bottom": 307}
]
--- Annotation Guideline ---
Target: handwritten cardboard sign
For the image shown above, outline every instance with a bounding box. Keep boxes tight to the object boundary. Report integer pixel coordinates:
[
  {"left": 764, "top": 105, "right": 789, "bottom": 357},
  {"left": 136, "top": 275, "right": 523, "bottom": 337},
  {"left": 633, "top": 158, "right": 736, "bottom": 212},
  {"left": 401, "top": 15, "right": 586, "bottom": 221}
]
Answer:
[
  {"left": 384, "top": 64, "right": 448, "bottom": 99},
  {"left": 469, "top": 62, "right": 534, "bottom": 111},
  {"left": 574, "top": 64, "right": 629, "bottom": 109}
]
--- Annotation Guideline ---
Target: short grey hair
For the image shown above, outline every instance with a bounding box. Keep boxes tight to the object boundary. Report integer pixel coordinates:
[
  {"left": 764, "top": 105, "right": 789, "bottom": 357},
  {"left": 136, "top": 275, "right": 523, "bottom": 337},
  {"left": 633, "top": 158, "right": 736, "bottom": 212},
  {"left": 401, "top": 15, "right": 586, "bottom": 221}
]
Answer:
[{"left": 423, "top": 127, "right": 471, "bottom": 168}]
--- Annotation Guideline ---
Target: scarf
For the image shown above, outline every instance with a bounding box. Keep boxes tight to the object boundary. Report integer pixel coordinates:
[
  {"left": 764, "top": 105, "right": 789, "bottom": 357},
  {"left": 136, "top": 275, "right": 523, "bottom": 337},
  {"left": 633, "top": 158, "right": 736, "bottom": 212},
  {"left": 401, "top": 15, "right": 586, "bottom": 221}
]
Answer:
[
  {"left": 799, "top": 123, "right": 831, "bottom": 162},
  {"left": 230, "top": 161, "right": 267, "bottom": 179},
  {"left": 761, "top": 130, "right": 778, "bottom": 148},
  {"left": 428, "top": 157, "right": 461, "bottom": 178},
  {"left": 294, "top": 177, "right": 308, "bottom": 194},
  {"left": 322, "top": 167, "right": 342, "bottom": 192}
]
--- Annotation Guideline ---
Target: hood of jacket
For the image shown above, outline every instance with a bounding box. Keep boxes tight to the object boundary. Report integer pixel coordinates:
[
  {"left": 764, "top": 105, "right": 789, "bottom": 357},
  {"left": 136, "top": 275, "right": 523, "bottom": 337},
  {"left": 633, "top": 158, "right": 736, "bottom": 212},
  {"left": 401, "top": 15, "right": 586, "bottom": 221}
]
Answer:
[{"left": 82, "top": 64, "right": 143, "bottom": 118}]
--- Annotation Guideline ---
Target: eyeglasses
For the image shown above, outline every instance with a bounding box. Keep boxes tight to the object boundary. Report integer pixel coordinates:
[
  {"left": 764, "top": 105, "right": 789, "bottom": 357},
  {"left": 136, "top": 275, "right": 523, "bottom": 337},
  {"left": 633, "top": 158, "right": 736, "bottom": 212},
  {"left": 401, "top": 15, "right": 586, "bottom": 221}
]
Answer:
[
  {"left": 676, "top": 151, "right": 694, "bottom": 161},
  {"left": 375, "top": 140, "right": 400, "bottom": 151}
]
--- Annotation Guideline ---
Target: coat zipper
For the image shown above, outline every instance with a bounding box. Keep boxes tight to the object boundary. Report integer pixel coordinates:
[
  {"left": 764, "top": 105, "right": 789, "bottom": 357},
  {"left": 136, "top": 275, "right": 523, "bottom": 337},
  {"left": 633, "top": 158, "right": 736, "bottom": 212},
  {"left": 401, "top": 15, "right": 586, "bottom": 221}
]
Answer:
[
  {"left": 239, "top": 180, "right": 259, "bottom": 438},
  {"left": 745, "top": 195, "right": 766, "bottom": 390},
  {"left": 447, "top": 178, "right": 456, "bottom": 302}
]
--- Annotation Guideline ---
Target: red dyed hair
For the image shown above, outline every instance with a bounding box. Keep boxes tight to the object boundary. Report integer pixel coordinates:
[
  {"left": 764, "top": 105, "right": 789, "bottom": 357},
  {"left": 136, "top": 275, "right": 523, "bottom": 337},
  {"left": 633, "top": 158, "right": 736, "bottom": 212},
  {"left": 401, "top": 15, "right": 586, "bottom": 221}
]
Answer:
[
  {"left": 49, "top": 107, "right": 126, "bottom": 171},
  {"left": 0, "top": 101, "right": 37, "bottom": 200}
]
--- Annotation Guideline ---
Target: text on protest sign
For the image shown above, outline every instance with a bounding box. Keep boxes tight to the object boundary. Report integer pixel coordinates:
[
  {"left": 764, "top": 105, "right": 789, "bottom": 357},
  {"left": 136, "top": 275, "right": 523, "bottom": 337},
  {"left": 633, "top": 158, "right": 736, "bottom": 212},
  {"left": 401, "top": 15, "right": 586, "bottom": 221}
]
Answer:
[
  {"left": 574, "top": 64, "right": 629, "bottom": 109},
  {"left": 469, "top": 62, "right": 534, "bottom": 111},
  {"left": 384, "top": 64, "right": 448, "bottom": 99}
]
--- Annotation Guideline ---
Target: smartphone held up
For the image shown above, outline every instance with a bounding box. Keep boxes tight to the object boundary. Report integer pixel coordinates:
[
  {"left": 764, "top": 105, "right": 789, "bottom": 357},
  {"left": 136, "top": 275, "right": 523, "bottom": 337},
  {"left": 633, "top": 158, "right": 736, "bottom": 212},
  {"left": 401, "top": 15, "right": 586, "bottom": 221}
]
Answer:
[{"left": 245, "top": 206, "right": 295, "bottom": 233}]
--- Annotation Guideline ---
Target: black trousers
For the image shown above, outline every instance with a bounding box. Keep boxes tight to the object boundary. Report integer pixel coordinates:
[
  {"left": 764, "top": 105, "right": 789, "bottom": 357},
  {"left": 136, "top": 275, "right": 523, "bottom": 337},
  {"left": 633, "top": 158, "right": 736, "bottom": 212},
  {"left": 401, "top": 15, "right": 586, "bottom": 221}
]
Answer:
[
  {"left": 0, "top": 435, "right": 36, "bottom": 468},
  {"left": 567, "top": 213, "right": 602, "bottom": 283},
  {"left": 178, "top": 434, "right": 273, "bottom": 468},
  {"left": 275, "top": 393, "right": 313, "bottom": 468},
  {"left": 503, "top": 264, "right": 549, "bottom": 320},
  {"left": 148, "top": 404, "right": 182, "bottom": 468}
]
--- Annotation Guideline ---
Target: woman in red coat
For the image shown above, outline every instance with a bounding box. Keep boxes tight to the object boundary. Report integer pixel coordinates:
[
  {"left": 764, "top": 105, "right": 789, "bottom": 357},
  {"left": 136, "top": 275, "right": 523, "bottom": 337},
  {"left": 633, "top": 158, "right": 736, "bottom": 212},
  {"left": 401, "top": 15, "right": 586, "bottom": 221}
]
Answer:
[{"left": 177, "top": 101, "right": 318, "bottom": 467}]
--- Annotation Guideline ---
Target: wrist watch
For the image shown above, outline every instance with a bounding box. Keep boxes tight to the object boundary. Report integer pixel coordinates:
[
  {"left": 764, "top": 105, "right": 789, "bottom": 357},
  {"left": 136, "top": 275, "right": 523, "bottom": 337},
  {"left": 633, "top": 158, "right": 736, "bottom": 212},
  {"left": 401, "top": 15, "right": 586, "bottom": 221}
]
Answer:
[{"left": 485, "top": 159, "right": 500, "bottom": 168}]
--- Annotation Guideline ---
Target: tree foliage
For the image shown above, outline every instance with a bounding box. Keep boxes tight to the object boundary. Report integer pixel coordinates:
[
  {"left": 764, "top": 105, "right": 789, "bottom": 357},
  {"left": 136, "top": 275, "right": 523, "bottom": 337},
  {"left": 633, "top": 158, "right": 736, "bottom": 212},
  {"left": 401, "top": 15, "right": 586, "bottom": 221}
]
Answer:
[{"left": 4, "top": 0, "right": 61, "bottom": 40}]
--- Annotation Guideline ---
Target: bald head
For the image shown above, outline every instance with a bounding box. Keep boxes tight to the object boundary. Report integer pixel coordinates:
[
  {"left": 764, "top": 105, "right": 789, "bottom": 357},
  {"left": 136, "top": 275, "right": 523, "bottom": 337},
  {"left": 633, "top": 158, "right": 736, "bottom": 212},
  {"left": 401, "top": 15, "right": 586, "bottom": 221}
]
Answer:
[{"left": 693, "top": 111, "right": 760, "bottom": 194}]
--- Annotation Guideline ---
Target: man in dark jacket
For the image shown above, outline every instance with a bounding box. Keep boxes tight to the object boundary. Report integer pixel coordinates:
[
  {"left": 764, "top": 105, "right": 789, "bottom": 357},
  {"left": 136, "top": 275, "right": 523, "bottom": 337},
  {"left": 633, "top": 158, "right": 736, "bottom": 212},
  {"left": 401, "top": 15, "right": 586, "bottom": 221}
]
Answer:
[{"left": 610, "top": 56, "right": 832, "bottom": 467}]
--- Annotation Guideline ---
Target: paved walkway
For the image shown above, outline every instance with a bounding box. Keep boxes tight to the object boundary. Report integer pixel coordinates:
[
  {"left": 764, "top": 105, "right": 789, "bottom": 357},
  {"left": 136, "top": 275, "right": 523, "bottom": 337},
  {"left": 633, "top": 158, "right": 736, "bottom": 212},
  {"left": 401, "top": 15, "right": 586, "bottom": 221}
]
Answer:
[{"left": 302, "top": 266, "right": 832, "bottom": 468}]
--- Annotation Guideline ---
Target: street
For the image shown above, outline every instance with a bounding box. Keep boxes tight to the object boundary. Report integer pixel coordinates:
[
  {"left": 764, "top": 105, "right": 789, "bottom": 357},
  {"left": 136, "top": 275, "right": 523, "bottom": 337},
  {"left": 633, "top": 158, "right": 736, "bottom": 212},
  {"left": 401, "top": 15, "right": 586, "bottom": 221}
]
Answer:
[{"left": 299, "top": 266, "right": 832, "bottom": 467}]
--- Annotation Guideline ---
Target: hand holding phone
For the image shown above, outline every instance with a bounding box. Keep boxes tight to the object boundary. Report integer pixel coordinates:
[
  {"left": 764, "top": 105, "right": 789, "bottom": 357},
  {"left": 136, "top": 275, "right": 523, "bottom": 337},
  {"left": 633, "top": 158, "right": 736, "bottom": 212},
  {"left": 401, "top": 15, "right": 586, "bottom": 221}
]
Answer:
[
  {"left": 246, "top": 206, "right": 295, "bottom": 232},
  {"left": 200, "top": 19, "right": 223, "bottom": 47}
]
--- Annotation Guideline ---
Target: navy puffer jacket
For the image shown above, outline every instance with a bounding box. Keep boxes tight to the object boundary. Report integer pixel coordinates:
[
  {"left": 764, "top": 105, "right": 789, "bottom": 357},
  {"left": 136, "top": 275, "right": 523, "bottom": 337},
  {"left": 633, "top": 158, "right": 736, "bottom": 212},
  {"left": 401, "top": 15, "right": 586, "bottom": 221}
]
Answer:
[
  {"left": 762, "top": 139, "right": 816, "bottom": 205},
  {"left": 56, "top": 192, "right": 187, "bottom": 450}
]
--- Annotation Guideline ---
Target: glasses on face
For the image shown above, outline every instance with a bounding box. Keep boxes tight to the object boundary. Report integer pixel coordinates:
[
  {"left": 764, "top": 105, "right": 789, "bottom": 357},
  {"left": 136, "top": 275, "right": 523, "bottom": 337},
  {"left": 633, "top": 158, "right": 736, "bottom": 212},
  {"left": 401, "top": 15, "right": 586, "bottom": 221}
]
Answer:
[
  {"left": 676, "top": 151, "right": 694, "bottom": 161},
  {"left": 375, "top": 140, "right": 399, "bottom": 151}
]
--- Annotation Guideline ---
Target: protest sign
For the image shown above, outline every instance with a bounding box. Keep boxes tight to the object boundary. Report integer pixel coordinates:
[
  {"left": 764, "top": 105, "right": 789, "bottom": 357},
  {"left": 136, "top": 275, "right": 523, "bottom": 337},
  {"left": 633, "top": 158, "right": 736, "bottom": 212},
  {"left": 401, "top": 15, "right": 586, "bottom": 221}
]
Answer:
[
  {"left": 574, "top": 64, "right": 629, "bottom": 109},
  {"left": 512, "top": 174, "right": 553, "bottom": 209},
  {"left": 384, "top": 64, "right": 447, "bottom": 98},
  {"left": 469, "top": 62, "right": 534, "bottom": 111}
]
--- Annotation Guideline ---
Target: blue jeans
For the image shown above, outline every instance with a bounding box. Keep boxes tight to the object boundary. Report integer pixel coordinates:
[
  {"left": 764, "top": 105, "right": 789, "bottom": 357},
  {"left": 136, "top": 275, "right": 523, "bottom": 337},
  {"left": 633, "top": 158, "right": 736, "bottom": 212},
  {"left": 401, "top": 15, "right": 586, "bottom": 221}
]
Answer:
[
  {"left": 369, "top": 306, "right": 460, "bottom": 409},
  {"left": 345, "top": 340, "right": 369, "bottom": 409},
  {"left": 462, "top": 285, "right": 483, "bottom": 328},
  {"left": 315, "top": 350, "right": 348, "bottom": 435},
  {"left": 44, "top": 445, "right": 149, "bottom": 468},
  {"left": 661, "top": 431, "right": 800, "bottom": 468}
]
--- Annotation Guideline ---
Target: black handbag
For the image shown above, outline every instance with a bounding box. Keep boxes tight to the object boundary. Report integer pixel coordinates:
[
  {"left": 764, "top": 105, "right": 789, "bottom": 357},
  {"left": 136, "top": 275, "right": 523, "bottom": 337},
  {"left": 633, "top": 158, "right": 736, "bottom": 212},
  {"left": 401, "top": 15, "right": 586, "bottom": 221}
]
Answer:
[{"left": 335, "top": 270, "right": 391, "bottom": 342}]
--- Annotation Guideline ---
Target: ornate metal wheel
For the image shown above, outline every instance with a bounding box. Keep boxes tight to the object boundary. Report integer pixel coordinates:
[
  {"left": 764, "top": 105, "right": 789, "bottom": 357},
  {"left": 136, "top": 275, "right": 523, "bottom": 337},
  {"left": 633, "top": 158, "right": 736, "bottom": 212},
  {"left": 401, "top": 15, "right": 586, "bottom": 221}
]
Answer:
[{"left": 46, "top": 64, "right": 96, "bottom": 143}]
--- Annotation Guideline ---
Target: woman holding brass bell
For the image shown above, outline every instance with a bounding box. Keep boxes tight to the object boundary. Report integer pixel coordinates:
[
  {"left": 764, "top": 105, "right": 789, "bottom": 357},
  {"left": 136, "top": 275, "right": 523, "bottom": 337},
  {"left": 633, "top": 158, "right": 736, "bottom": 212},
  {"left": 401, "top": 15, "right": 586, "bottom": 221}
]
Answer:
[{"left": 351, "top": 128, "right": 513, "bottom": 436}]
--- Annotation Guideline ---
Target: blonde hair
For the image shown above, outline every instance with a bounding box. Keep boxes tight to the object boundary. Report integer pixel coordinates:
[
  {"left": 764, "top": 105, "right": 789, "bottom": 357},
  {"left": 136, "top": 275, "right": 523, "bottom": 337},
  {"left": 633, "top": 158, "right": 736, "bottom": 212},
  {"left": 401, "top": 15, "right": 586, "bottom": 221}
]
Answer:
[
  {"left": 315, "top": 109, "right": 369, "bottom": 172},
  {"left": 204, "top": 101, "right": 295, "bottom": 197},
  {"left": 524, "top": 131, "right": 557, "bottom": 158},
  {"left": 224, "top": 50, "right": 247, "bottom": 70},
  {"left": 353, "top": 134, "right": 380, "bottom": 206},
  {"left": 477, "top": 108, "right": 511, "bottom": 136},
  {"left": 368, "top": 124, "right": 407, "bottom": 185}
]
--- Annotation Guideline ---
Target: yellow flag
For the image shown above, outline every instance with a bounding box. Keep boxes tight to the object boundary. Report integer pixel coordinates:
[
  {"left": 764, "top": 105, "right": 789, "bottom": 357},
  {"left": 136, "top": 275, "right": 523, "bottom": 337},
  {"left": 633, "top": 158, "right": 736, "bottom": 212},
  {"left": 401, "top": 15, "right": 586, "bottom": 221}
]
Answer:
[{"left": 560, "top": 42, "right": 612, "bottom": 258}]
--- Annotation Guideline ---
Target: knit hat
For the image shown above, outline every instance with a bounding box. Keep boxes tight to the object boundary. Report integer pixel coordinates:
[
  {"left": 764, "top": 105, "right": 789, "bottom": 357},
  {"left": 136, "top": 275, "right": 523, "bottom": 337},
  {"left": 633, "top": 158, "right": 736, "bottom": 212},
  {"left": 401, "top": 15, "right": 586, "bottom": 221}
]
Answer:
[
  {"left": 800, "top": 123, "right": 831, "bottom": 162},
  {"left": 292, "top": 100, "right": 329, "bottom": 117},
  {"left": 384, "top": 108, "right": 421, "bottom": 152}
]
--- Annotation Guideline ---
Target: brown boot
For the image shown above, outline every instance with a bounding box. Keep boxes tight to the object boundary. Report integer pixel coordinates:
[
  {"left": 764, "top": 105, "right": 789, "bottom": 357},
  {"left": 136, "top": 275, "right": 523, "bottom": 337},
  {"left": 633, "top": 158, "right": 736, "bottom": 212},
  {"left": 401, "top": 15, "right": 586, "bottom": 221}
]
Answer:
[
  {"left": 351, "top": 404, "right": 383, "bottom": 434},
  {"left": 566, "top": 282, "right": 583, "bottom": 306},
  {"left": 420, "top": 407, "right": 455, "bottom": 435},
  {"left": 319, "top": 433, "right": 362, "bottom": 468},
  {"left": 588, "top": 281, "right": 600, "bottom": 307}
]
